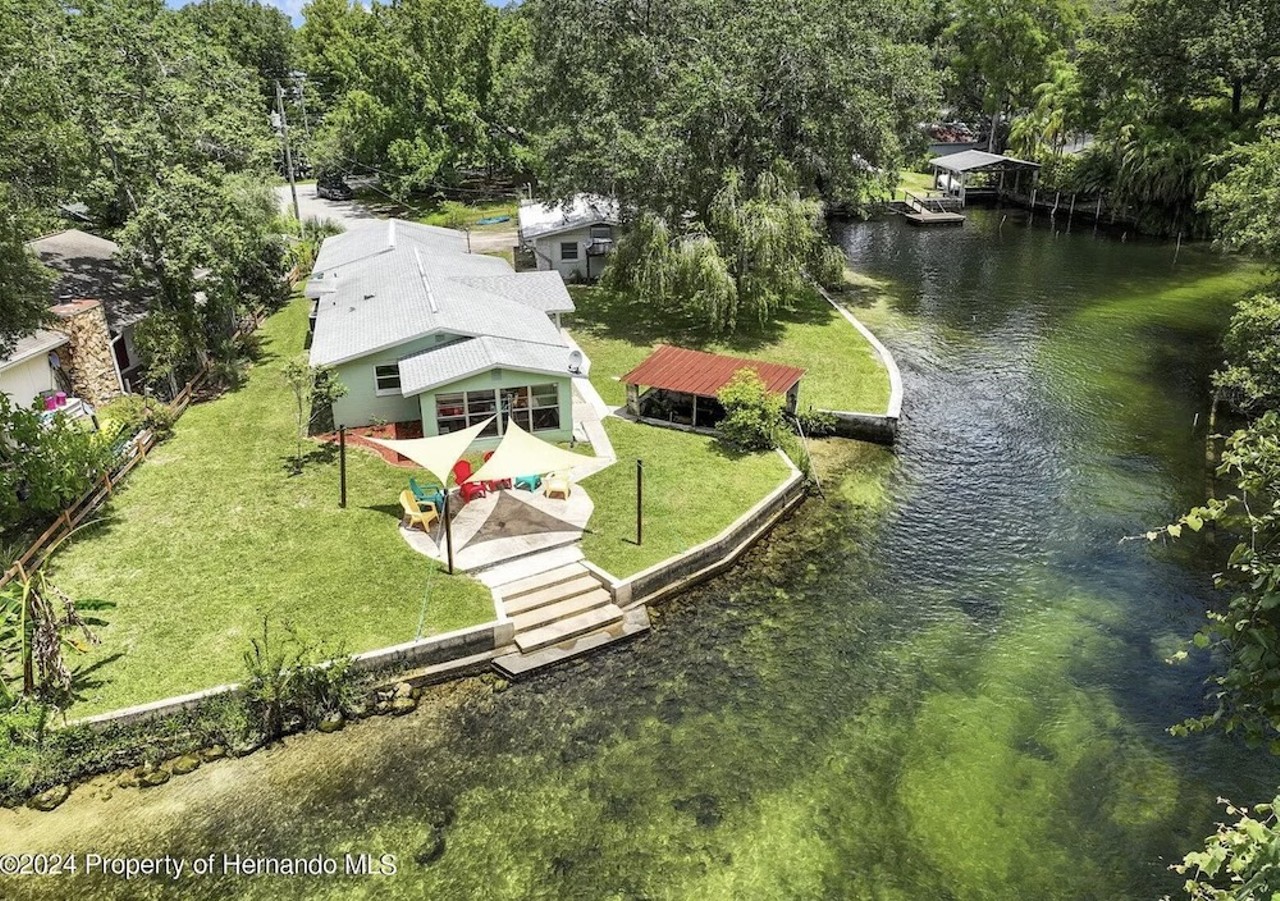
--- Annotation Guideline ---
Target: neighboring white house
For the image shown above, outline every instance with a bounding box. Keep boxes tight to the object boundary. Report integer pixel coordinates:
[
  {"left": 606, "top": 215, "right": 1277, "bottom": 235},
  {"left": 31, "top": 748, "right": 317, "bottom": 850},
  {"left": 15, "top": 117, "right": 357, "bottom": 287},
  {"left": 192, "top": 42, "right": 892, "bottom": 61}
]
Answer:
[
  {"left": 1, "top": 229, "right": 152, "bottom": 412},
  {"left": 28, "top": 229, "right": 149, "bottom": 395},
  {"left": 517, "top": 194, "right": 619, "bottom": 282},
  {"left": 307, "top": 219, "right": 583, "bottom": 446},
  {"left": 0, "top": 330, "right": 69, "bottom": 410}
]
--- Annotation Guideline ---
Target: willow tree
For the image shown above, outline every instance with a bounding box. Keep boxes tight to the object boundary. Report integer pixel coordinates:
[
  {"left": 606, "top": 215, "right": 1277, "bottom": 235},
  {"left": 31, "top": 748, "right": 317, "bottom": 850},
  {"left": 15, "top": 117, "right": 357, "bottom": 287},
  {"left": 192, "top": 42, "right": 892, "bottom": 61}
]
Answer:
[{"left": 604, "top": 167, "right": 845, "bottom": 334}]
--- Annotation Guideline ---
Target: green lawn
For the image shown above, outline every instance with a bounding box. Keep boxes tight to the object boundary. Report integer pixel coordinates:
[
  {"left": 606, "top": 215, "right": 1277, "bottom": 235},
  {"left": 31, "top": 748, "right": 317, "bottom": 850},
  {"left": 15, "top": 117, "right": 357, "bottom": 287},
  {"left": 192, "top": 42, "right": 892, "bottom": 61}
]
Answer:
[
  {"left": 897, "top": 170, "right": 936, "bottom": 196},
  {"left": 350, "top": 190, "right": 518, "bottom": 232},
  {"left": 417, "top": 199, "right": 518, "bottom": 232},
  {"left": 51, "top": 299, "right": 495, "bottom": 716},
  {"left": 566, "top": 285, "right": 891, "bottom": 414},
  {"left": 580, "top": 419, "right": 792, "bottom": 579}
]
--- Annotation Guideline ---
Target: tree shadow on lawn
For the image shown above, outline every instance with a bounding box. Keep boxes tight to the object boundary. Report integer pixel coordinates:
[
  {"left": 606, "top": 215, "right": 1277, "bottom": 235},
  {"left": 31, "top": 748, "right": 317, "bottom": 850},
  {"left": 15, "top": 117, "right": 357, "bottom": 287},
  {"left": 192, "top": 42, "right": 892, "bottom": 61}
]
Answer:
[
  {"left": 279, "top": 442, "right": 339, "bottom": 476},
  {"left": 51, "top": 511, "right": 124, "bottom": 554},
  {"left": 66, "top": 651, "right": 127, "bottom": 708},
  {"left": 829, "top": 275, "right": 912, "bottom": 312},
  {"left": 569, "top": 286, "right": 841, "bottom": 355}
]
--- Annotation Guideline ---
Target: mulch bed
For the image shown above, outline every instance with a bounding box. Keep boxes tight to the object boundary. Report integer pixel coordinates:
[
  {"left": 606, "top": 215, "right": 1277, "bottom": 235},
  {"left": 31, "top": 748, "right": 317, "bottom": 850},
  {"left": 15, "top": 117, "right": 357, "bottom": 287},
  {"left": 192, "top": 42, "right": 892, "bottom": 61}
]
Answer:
[{"left": 316, "top": 420, "right": 424, "bottom": 467}]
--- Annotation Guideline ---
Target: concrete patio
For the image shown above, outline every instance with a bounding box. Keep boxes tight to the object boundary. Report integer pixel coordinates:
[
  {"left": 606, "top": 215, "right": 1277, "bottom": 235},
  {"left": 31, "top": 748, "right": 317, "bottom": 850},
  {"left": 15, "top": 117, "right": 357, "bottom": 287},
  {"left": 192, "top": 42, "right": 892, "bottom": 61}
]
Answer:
[{"left": 399, "top": 484, "right": 594, "bottom": 572}]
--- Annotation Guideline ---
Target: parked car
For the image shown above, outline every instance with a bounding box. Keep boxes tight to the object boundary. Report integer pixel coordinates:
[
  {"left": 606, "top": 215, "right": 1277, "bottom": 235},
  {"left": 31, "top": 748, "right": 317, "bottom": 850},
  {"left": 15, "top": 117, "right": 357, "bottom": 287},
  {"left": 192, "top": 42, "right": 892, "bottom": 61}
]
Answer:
[{"left": 316, "top": 177, "right": 353, "bottom": 201}]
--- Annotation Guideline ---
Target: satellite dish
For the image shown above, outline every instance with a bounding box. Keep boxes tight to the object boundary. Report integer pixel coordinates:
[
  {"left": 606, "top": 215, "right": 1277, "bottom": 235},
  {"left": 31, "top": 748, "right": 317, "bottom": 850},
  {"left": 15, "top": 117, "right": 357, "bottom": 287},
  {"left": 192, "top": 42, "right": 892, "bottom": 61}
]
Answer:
[{"left": 567, "top": 349, "right": 583, "bottom": 374}]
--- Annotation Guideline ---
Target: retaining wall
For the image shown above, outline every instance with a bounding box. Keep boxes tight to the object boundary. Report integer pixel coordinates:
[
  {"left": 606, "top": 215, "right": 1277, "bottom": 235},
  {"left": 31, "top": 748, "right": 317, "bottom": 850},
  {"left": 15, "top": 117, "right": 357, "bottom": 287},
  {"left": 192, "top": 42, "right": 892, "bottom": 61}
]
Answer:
[
  {"left": 69, "top": 620, "right": 512, "bottom": 731},
  {"left": 587, "top": 452, "right": 808, "bottom": 609},
  {"left": 812, "top": 284, "right": 904, "bottom": 445}
]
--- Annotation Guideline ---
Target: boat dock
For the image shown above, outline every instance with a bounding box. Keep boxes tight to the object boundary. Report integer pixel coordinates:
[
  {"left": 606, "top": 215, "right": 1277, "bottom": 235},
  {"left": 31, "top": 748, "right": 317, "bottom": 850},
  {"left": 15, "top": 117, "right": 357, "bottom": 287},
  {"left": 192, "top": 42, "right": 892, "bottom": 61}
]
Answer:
[{"left": 901, "top": 191, "right": 966, "bottom": 226}]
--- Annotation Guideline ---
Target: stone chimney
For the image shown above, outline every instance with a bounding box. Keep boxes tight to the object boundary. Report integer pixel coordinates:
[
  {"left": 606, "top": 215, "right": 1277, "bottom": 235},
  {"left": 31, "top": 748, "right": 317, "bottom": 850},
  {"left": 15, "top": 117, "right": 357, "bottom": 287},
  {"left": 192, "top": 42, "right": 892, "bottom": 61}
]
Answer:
[{"left": 49, "top": 299, "right": 122, "bottom": 408}]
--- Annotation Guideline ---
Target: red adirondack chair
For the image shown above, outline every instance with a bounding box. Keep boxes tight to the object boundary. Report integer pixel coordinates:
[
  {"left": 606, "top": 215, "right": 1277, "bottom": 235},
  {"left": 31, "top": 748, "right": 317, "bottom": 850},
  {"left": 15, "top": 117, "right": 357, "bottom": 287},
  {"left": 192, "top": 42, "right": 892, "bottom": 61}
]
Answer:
[
  {"left": 481, "top": 450, "right": 512, "bottom": 491},
  {"left": 452, "top": 460, "right": 487, "bottom": 502}
]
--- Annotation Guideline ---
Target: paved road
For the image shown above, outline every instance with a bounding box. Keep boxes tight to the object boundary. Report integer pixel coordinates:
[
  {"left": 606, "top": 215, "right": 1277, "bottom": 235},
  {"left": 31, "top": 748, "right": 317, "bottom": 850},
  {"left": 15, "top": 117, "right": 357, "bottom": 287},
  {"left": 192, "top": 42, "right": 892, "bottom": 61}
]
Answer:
[
  {"left": 275, "top": 182, "right": 518, "bottom": 253},
  {"left": 276, "top": 182, "right": 379, "bottom": 230}
]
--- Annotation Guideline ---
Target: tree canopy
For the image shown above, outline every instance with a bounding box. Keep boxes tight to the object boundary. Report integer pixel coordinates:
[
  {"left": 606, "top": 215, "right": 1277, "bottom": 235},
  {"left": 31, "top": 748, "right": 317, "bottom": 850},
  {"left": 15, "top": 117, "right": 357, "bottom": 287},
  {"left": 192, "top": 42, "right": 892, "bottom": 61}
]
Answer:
[{"left": 523, "top": 0, "right": 934, "bottom": 218}]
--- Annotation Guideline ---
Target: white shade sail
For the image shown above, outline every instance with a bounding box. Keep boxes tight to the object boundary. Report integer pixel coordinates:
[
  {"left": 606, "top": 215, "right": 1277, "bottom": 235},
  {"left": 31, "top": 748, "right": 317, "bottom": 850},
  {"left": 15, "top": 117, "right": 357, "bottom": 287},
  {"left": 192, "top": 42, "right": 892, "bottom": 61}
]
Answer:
[
  {"left": 469, "top": 419, "right": 592, "bottom": 483},
  {"left": 365, "top": 416, "right": 496, "bottom": 486}
]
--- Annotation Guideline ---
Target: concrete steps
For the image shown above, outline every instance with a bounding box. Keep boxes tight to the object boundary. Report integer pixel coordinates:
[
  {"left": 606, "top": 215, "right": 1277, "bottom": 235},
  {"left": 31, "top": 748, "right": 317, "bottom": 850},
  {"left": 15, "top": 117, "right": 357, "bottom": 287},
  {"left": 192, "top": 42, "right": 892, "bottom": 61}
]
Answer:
[
  {"left": 485, "top": 550, "right": 651, "bottom": 677},
  {"left": 475, "top": 545, "right": 584, "bottom": 589},
  {"left": 514, "top": 603, "right": 624, "bottom": 653},
  {"left": 498, "top": 565, "right": 594, "bottom": 607},
  {"left": 494, "top": 607, "right": 650, "bottom": 679},
  {"left": 511, "top": 587, "right": 614, "bottom": 634},
  {"left": 503, "top": 573, "right": 604, "bottom": 615}
]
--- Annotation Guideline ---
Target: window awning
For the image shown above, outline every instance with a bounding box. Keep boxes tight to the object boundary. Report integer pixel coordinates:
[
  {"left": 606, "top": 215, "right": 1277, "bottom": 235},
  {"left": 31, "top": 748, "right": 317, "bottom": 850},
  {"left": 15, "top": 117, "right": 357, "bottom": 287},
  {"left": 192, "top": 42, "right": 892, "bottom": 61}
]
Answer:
[{"left": 365, "top": 416, "right": 495, "bottom": 486}]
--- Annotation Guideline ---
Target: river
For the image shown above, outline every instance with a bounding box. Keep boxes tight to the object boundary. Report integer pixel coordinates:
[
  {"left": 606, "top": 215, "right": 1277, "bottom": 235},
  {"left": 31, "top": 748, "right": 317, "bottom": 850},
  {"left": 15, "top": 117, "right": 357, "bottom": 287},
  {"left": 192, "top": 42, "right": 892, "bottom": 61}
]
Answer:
[{"left": 3, "top": 208, "right": 1275, "bottom": 900}]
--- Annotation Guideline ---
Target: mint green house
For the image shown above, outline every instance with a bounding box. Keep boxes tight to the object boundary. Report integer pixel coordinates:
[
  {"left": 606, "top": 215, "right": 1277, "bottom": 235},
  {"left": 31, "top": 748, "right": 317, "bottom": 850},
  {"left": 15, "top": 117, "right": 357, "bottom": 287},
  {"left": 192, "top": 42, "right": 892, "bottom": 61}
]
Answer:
[{"left": 306, "top": 220, "right": 581, "bottom": 448}]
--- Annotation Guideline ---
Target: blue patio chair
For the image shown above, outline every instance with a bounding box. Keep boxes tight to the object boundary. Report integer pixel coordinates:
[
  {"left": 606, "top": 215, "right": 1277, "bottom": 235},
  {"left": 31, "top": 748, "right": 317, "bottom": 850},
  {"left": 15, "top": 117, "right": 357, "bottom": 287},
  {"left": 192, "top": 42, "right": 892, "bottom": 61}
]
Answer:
[{"left": 514, "top": 474, "right": 542, "bottom": 492}]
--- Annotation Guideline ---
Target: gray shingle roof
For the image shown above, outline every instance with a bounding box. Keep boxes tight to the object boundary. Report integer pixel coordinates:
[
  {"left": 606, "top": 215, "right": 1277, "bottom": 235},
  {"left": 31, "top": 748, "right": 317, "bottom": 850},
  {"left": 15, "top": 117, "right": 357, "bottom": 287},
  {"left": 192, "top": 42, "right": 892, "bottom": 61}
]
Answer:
[
  {"left": 27, "top": 229, "right": 149, "bottom": 330},
  {"left": 518, "top": 195, "right": 619, "bottom": 241},
  {"left": 1, "top": 329, "right": 69, "bottom": 373},
  {"left": 307, "top": 220, "right": 576, "bottom": 373},
  {"left": 450, "top": 271, "right": 574, "bottom": 314},
  {"left": 398, "top": 336, "right": 574, "bottom": 395}
]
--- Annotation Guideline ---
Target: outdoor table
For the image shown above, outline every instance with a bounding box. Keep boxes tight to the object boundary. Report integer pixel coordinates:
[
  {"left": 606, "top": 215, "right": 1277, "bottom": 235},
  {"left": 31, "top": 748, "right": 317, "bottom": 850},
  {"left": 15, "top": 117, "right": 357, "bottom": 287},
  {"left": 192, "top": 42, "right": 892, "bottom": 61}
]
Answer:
[{"left": 514, "top": 474, "right": 541, "bottom": 492}]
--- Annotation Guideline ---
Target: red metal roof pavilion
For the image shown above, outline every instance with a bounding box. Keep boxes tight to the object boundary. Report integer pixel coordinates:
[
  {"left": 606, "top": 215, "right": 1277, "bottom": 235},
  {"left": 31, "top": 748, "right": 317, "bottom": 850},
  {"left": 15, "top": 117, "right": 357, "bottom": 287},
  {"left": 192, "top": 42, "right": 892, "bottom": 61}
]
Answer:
[{"left": 622, "top": 345, "right": 805, "bottom": 398}]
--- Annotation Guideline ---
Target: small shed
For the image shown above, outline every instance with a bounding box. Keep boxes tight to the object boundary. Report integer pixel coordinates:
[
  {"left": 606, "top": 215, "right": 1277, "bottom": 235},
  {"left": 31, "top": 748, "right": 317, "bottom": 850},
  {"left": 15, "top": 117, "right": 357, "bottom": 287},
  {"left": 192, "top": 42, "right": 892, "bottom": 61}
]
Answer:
[
  {"left": 929, "top": 150, "right": 1041, "bottom": 206},
  {"left": 622, "top": 345, "right": 805, "bottom": 430}
]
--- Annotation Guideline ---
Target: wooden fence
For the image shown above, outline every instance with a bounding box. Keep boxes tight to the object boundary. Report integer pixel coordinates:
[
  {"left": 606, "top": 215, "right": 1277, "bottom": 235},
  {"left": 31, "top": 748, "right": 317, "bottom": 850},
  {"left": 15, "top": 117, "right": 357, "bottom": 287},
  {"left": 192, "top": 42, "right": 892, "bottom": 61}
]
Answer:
[{"left": 0, "top": 306, "right": 268, "bottom": 592}]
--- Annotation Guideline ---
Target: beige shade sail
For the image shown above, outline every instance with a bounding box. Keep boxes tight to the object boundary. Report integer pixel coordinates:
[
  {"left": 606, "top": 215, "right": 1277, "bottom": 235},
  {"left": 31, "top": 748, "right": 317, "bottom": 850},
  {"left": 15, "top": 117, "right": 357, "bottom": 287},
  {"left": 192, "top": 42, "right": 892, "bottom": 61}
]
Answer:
[
  {"left": 469, "top": 419, "right": 593, "bottom": 483},
  {"left": 365, "top": 416, "right": 496, "bottom": 486}
]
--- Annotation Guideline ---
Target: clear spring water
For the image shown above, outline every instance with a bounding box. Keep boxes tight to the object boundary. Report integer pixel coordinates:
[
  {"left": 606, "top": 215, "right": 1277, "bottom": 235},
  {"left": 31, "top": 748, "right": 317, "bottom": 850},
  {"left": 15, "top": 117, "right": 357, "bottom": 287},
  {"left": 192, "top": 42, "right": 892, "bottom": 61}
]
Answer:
[{"left": 4, "top": 209, "right": 1277, "bottom": 900}]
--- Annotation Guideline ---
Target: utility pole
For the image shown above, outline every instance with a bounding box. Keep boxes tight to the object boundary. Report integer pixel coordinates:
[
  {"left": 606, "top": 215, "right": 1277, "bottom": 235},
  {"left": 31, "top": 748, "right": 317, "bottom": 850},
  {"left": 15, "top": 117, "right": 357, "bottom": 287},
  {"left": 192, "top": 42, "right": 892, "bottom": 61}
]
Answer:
[{"left": 275, "top": 79, "right": 301, "bottom": 229}]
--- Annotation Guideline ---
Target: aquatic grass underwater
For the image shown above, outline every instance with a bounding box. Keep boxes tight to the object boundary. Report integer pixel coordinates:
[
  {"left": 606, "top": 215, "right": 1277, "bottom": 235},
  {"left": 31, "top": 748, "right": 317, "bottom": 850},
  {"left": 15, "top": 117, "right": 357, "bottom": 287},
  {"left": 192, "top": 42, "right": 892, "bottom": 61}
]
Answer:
[{"left": 4, "top": 210, "right": 1279, "bottom": 900}]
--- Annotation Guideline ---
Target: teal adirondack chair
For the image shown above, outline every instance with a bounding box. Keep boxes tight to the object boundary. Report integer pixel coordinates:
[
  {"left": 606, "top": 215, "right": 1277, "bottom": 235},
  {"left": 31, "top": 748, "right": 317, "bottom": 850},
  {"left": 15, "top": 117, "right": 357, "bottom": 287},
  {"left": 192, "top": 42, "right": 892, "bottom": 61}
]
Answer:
[{"left": 409, "top": 477, "right": 446, "bottom": 511}]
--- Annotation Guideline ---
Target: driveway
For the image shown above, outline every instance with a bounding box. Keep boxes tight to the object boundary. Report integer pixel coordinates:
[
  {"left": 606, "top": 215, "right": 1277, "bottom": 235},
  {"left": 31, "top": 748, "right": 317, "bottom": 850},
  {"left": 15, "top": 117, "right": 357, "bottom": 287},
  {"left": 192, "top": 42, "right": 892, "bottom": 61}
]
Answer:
[
  {"left": 276, "top": 182, "right": 379, "bottom": 230},
  {"left": 276, "top": 181, "right": 519, "bottom": 253}
]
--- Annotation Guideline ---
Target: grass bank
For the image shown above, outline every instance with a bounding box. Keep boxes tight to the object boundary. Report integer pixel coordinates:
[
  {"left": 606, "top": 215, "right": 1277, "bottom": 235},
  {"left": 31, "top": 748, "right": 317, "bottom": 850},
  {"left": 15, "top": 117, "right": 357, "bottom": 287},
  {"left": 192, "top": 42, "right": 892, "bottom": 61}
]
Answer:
[
  {"left": 50, "top": 298, "right": 495, "bottom": 716},
  {"left": 567, "top": 286, "right": 891, "bottom": 414},
  {"left": 580, "top": 420, "right": 791, "bottom": 579}
]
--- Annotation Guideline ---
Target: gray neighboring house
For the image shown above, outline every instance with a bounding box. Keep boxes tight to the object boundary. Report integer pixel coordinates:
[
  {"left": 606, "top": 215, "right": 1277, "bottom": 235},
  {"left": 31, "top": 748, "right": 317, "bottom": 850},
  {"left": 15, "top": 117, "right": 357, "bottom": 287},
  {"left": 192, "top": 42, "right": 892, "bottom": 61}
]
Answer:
[
  {"left": 0, "top": 229, "right": 150, "bottom": 412},
  {"left": 306, "top": 219, "right": 582, "bottom": 445},
  {"left": 517, "top": 194, "right": 619, "bottom": 281}
]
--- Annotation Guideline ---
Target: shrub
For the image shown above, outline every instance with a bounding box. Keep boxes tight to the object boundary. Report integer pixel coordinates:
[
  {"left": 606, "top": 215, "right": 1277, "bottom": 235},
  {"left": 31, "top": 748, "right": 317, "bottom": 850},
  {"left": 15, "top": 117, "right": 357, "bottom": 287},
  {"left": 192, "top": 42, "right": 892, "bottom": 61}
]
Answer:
[
  {"left": 716, "top": 369, "right": 786, "bottom": 452},
  {"left": 794, "top": 407, "right": 839, "bottom": 437},
  {"left": 99, "top": 395, "right": 176, "bottom": 442},
  {"left": 1214, "top": 290, "right": 1280, "bottom": 415},
  {"left": 0, "top": 396, "right": 117, "bottom": 533},
  {"left": 241, "top": 617, "right": 353, "bottom": 743}
]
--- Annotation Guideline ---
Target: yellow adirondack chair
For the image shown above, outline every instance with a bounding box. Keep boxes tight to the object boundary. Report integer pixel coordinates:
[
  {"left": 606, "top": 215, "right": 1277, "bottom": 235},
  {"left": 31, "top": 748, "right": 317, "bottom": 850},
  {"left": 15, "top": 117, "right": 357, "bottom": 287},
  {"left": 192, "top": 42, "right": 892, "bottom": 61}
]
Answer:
[
  {"left": 543, "top": 471, "right": 571, "bottom": 500},
  {"left": 399, "top": 489, "right": 439, "bottom": 531}
]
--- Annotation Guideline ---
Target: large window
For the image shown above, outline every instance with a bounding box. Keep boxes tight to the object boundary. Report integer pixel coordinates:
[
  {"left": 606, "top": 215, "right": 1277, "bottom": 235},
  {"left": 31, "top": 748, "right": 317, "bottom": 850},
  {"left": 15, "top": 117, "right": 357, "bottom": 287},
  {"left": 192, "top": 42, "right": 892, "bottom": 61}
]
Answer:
[
  {"left": 559, "top": 241, "right": 579, "bottom": 261},
  {"left": 374, "top": 364, "right": 401, "bottom": 396},
  {"left": 502, "top": 383, "right": 561, "bottom": 433},
  {"left": 436, "top": 384, "right": 560, "bottom": 435},
  {"left": 436, "top": 389, "right": 499, "bottom": 436}
]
